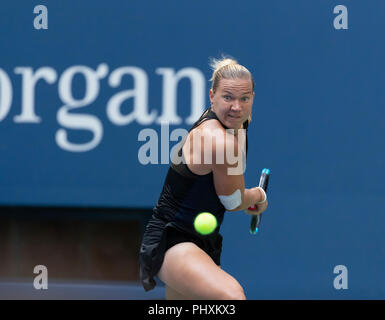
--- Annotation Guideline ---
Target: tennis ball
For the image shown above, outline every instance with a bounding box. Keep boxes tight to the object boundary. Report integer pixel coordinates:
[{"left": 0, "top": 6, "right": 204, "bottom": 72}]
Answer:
[{"left": 194, "top": 212, "right": 217, "bottom": 235}]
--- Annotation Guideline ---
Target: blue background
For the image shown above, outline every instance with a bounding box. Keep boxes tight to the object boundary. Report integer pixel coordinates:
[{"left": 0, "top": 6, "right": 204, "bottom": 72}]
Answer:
[{"left": 0, "top": 0, "right": 384, "bottom": 299}]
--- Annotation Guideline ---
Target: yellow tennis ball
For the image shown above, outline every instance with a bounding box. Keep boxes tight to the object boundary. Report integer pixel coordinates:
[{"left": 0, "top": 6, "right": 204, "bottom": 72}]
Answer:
[{"left": 194, "top": 212, "right": 217, "bottom": 235}]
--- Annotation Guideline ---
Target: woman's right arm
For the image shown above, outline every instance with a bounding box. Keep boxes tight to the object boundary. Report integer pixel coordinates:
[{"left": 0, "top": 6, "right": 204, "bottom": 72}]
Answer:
[{"left": 211, "top": 132, "right": 266, "bottom": 212}]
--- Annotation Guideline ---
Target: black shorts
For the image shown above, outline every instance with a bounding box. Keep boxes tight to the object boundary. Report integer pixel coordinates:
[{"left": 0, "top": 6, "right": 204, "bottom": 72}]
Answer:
[{"left": 139, "top": 218, "right": 223, "bottom": 292}]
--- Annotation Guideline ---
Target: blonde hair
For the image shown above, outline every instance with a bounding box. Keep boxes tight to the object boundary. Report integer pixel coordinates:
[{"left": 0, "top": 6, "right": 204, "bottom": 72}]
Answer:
[{"left": 209, "top": 55, "right": 254, "bottom": 93}]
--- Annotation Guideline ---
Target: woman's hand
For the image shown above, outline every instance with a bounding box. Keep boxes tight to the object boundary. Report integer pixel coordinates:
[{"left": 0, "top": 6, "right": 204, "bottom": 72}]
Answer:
[{"left": 244, "top": 199, "right": 268, "bottom": 216}]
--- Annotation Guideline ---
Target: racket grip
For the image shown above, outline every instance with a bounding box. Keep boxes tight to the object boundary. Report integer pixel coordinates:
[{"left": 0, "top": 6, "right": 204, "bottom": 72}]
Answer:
[
  {"left": 250, "top": 215, "right": 259, "bottom": 234},
  {"left": 249, "top": 168, "right": 270, "bottom": 234}
]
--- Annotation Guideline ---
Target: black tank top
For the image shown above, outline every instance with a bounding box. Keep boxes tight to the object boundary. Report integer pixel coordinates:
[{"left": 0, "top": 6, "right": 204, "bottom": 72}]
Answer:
[{"left": 152, "top": 107, "right": 249, "bottom": 235}]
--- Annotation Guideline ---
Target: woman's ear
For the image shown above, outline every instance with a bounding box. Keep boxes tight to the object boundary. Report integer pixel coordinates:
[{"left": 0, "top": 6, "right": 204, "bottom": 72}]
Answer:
[{"left": 209, "top": 89, "right": 214, "bottom": 104}]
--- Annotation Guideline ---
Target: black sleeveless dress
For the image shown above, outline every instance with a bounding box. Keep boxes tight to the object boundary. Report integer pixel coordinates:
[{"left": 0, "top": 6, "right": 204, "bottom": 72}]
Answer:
[{"left": 139, "top": 107, "right": 249, "bottom": 292}]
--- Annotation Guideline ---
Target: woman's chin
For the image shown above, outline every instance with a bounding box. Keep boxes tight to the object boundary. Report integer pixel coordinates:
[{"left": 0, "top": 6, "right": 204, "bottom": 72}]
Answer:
[{"left": 225, "top": 117, "right": 243, "bottom": 129}]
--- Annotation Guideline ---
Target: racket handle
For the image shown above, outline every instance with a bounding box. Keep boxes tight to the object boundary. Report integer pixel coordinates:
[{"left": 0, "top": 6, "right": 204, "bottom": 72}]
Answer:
[
  {"left": 249, "top": 168, "right": 270, "bottom": 234},
  {"left": 250, "top": 214, "right": 260, "bottom": 234}
]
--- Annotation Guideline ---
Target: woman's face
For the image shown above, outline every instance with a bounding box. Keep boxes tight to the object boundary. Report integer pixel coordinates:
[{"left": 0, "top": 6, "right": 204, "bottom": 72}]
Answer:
[{"left": 209, "top": 78, "right": 254, "bottom": 129}]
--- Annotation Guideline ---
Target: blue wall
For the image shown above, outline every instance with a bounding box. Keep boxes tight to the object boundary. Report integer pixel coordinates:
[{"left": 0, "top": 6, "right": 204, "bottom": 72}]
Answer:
[{"left": 0, "top": 0, "right": 384, "bottom": 298}]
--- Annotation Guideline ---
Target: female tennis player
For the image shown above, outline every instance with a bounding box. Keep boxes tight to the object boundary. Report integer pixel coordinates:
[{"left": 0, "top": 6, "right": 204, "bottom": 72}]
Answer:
[{"left": 139, "top": 56, "right": 268, "bottom": 300}]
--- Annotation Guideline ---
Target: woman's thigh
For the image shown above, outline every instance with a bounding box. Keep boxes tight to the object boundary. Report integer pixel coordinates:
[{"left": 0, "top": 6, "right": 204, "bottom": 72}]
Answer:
[{"left": 157, "top": 242, "right": 246, "bottom": 300}]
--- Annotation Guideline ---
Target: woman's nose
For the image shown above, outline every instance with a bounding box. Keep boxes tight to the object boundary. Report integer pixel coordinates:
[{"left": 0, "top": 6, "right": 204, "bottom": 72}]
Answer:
[{"left": 231, "top": 100, "right": 241, "bottom": 111}]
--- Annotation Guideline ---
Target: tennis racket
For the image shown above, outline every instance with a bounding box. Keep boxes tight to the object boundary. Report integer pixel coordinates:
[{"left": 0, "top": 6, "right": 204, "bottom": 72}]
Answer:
[{"left": 249, "top": 168, "right": 270, "bottom": 234}]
